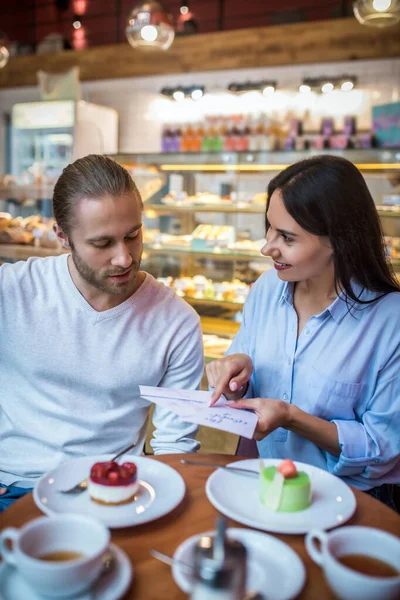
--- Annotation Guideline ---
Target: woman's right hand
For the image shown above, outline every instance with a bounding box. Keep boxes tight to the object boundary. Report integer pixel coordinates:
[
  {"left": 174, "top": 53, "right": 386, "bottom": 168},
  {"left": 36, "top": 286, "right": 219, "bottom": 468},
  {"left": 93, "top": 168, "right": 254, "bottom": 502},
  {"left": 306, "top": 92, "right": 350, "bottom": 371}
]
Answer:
[{"left": 206, "top": 353, "right": 253, "bottom": 406}]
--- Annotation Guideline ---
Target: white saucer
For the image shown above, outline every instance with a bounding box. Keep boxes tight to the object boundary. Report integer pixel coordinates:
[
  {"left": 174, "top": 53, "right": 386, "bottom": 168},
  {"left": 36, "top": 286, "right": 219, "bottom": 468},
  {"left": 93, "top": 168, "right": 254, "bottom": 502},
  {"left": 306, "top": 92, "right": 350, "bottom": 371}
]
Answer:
[
  {"left": 172, "top": 527, "right": 306, "bottom": 600},
  {"left": 33, "top": 455, "right": 185, "bottom": 528},
  {"left": 0, "top": 543, "right": 132, "bottom": 600},
  {"left": 206, "top": 459, "right": 357, "bottom": 534}
]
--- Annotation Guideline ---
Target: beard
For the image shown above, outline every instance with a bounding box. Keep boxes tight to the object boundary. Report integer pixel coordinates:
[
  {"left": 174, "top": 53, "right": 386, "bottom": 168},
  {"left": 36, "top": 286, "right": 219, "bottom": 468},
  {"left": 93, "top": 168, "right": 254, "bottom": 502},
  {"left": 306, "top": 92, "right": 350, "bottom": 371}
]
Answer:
[{"left": 70, "top": 244, "right": 141, "bottom": 296}]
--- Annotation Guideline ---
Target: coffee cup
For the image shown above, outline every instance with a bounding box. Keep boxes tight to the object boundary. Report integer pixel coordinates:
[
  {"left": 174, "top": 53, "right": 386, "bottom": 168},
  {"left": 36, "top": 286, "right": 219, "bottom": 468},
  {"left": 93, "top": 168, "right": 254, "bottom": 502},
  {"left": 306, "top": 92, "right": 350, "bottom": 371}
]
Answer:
[
  {"left": 0, "top": 514, "right": 110, "bottom": 598},
  {"left": 305, "top": 526, "right": 400, "bottom": 600}
]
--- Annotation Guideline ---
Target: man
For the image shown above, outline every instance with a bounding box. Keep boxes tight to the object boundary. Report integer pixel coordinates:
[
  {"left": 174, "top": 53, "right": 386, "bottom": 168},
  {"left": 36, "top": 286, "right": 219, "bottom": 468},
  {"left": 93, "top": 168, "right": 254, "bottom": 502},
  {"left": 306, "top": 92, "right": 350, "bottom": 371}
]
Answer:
[{"left": 0, "top": 155, "right": 204, "bottom": 511}]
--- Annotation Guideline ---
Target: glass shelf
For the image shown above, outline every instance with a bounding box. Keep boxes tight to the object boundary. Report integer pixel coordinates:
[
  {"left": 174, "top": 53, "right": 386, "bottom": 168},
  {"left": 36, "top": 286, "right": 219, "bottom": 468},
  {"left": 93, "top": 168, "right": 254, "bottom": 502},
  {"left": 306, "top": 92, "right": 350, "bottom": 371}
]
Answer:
[
  {"left": 143, "top": 243, "right": 261, "bottom": 261},
  {"left": 111, "top": 149, "right": 400, "bottom": 172},
  {"left": 144, "top": 202, "right": 265, "bottom": 214}
]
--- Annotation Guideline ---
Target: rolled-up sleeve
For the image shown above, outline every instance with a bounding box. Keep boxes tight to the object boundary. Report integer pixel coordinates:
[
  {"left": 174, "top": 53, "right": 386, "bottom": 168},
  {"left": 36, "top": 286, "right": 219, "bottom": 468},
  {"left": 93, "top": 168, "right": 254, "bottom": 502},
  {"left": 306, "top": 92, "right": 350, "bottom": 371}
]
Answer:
[{"left": 327, "top": 352, "right": 400, "bottom": 487}]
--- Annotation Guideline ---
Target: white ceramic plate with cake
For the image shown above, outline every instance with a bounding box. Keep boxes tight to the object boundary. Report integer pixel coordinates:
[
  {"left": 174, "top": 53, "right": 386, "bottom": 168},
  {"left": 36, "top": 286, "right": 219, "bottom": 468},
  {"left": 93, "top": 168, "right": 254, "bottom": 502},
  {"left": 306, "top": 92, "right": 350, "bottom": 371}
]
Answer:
[
  {"left": 172, "top": 527, "right": 306, "bottom": 600},
  {"left": 206, "top": 459, "right": 356, "bottom": 534},
  {"left": 33, "top": 455, "right": 185, "bottom": 528}
]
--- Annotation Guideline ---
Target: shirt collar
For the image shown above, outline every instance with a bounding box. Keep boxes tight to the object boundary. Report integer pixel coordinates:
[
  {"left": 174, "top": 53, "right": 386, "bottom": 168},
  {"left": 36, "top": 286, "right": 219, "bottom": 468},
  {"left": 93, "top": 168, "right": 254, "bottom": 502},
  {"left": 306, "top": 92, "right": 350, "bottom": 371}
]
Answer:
[
  {"left": 278, "top": 279, "right": 371, "bottom": 324},
  {"left": 279, "top": 281, "right": 294, "bottom": 306},
  {"left": 328, "top": 280, "right": 373, "bottom": 324}
]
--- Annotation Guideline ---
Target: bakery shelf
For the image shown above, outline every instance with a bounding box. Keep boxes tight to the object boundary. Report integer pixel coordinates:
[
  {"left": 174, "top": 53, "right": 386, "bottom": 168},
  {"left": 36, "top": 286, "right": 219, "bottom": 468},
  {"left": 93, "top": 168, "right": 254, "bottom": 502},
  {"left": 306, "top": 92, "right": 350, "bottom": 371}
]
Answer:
[
  {"left": 144, "top": 202, "right": 265, "bottom": 215},
  {"left": 1, "top": 243, "right": 398, "bottom": 269},
  {"left": 0, "top": 244, "right": 65, "bottom": 260},
  {"left": 112, "top": 149, "right": 400, "bottom": 173},
  {"left": 200, "top": 317, "right": 240, "bottom": 337},
  {"left": 0, "top": 183, "right": 54, "bottom": 201},
  {"left": 143, "top": 243, "right": 261, "bottom": 261},
  {"left": 377, "top": 210, "right": 400, "bottom": 218},
  {"left": 184, "top": 296, "right": 246, "bottom": 311}
]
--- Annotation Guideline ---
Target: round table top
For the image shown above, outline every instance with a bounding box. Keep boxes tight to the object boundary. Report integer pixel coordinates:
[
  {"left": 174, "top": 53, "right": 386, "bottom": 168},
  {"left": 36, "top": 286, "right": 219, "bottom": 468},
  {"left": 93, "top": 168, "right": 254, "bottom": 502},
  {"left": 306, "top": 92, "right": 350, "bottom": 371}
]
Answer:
[{"left": 1, "top": 453, "right": 399, "bottom": 599}]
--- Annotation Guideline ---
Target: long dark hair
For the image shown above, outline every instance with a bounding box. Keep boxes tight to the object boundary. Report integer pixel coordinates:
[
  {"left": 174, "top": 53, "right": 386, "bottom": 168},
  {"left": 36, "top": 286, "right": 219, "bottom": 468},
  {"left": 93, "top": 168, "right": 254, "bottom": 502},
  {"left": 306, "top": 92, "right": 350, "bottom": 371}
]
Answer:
[{"left": 266, "top": 155, "right": 400, "bottom": 304}]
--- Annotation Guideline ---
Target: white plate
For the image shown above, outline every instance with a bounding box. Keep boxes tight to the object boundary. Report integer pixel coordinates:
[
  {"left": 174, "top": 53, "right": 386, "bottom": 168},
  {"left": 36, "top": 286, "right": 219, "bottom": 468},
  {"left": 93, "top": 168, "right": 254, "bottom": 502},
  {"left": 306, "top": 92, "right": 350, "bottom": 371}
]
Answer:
[
  {"left": 206, "top": 459, "right": 356, "bottom": 534},
  {"left": 172, "top": 527, "right": 306, "bottom": 600},
  {"left": 33, "top": 455, "right": 185, "bottom": 528},
  {"left": 0, "top": 543, "right": 132, "bottom": 600}
]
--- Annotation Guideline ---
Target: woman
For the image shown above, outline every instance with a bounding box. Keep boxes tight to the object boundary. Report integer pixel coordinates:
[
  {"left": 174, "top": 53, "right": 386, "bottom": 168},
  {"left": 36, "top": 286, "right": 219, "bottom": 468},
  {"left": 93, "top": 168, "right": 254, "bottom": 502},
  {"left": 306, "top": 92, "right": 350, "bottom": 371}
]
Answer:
[{"left": 207, "top": 155, "right": 400, "bottom": 505}]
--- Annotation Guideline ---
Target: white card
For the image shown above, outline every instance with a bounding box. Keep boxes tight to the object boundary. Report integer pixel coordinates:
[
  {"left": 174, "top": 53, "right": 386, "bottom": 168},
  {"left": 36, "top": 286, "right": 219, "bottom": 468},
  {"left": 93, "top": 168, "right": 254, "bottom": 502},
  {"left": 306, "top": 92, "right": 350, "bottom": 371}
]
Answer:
[{"left": 139, "top": 386, "right": 258, "bottom": 439}]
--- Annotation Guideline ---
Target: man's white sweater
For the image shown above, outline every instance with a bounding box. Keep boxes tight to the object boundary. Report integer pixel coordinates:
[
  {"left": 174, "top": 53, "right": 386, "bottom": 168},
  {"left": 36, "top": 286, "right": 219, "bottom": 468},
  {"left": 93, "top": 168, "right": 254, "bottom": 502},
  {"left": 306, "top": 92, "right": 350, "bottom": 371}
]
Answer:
[{"left": 0, "top": 255, "right": 204, "bottom": 486}]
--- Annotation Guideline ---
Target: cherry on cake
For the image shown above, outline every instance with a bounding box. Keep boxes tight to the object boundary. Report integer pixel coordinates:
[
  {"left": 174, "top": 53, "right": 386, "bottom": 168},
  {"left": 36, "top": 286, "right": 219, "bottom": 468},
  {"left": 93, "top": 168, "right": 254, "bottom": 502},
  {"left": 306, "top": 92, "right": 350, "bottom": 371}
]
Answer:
[
  {"left": 260, "top": 459, "right": 311, "bottom": 512},
  {"left": 88, "top": 461, "right": 138, "bottom": 505}
]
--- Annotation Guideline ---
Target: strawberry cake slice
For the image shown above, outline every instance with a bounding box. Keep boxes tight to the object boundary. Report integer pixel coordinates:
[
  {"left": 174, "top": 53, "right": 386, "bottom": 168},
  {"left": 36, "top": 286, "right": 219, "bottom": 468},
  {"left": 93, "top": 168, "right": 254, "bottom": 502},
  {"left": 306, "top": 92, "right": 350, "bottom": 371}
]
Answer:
[{"left": 88, "top": 461, "right": 138, "bottom": 505}]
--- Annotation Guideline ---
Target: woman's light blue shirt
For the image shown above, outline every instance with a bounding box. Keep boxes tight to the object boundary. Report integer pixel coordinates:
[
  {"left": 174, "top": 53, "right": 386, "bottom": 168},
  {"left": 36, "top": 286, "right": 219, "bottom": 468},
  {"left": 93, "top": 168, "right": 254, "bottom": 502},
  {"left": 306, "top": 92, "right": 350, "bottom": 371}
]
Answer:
[{"left": 227, "top": 269, "right": 400, "bottom": 490}]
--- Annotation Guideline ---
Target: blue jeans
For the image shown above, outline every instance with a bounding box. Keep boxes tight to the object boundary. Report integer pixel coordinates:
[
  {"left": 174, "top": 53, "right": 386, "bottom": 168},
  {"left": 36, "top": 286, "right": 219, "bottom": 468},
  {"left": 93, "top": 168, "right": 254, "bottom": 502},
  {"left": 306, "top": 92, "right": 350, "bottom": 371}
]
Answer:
[{"left": 0, "top": 484, "right": 32, "bottom": 513}]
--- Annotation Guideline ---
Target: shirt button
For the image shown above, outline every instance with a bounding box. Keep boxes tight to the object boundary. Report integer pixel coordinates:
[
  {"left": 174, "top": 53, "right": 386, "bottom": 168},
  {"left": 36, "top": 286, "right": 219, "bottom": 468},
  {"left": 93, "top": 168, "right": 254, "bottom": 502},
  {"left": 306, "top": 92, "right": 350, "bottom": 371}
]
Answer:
[
  {"left": 305, "top": 329, "right": 310, "bottom": 335},
  {"left": 287, "top": 359, "right": 291, "bottom": 366},
  {"left": 283, "top": 393, "right": 288, "bottom": 400},
  {"left": 374, "top": 459, "right": 380, "bottom": 464}
]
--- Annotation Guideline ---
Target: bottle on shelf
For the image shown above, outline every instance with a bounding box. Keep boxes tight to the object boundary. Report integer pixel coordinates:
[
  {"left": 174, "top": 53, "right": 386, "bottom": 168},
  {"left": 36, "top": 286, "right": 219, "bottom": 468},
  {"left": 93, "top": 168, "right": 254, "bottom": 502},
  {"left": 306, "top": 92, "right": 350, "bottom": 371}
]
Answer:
[
  {"left": 248, "top": 117, "right": 258, "bottom": 151},
  {"left": 231, "top": 116, "right": 241, "bottom": 152},
  {"left": 173, "top": 125, "right": 182, "bottom": 152},
  {"left": 224, "top": 119, "right": 236, "bottom": 152},
  {"left": 202, "top": 118, "right": 212, "bottom": 152},
  {"left": 196, "top": 122, "right": 205, "bottom": 152},
  {"left": 161, "top": 125, "right": 172, "bottom": 153},
  {"left": 187, "top": 123, "right": 196, "bottom": 152},
  {"left": 214, "top": 118, "right": 225, "bottom": 152}
]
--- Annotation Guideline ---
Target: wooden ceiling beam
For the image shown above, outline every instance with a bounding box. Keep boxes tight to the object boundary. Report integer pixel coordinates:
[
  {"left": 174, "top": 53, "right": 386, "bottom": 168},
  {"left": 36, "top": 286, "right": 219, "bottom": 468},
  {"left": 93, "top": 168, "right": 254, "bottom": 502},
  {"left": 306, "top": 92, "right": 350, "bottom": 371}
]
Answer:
[{"left": 0, "top": 17, "right": 399, "bottom": 89}]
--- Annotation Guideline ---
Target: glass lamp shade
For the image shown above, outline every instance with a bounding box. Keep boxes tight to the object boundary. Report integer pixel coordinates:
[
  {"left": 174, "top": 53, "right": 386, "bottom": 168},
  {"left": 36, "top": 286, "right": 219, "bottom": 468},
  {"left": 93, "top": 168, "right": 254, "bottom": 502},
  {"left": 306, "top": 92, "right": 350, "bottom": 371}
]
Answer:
[
  {"left": 353, "top": 0, "right": 400, "bottom": 27},
  {"left": 126, "top": 1, "right": 175, "bottom": 50},
  {"left": 0, "top": 31, "right": 9, "bottom": 69}
]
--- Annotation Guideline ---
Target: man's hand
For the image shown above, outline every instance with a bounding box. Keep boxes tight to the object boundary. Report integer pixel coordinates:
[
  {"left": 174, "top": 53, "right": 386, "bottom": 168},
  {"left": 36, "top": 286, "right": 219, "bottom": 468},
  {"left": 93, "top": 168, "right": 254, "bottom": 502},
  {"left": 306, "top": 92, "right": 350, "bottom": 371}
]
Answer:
[
  {"left": 206, "top": 353, "right": 253, "bottom": 406},
  {"left": 226, "top": 397, "right": 289, "bottom": 441}
]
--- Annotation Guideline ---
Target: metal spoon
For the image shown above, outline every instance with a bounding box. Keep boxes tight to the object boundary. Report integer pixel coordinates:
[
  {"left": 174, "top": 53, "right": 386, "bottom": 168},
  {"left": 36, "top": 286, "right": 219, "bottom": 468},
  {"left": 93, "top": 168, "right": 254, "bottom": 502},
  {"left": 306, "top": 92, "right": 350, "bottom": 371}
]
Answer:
[
  {"left": 150, "top": 549, "right": 264, "bottom": 599},
  {"left": 181, "top": 459, "right": 258, "bottom": 477},
  {"left": 150, "top": 548, "right": 194, "bottom": 573}
]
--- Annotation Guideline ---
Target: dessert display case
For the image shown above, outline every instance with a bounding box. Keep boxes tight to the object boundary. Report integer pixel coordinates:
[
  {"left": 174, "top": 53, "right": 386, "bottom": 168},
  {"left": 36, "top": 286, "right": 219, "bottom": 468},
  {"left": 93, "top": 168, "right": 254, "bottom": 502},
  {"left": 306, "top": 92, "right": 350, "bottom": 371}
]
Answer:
[{"left": 1, "top": 148, "right": 399, "bottom": 359}]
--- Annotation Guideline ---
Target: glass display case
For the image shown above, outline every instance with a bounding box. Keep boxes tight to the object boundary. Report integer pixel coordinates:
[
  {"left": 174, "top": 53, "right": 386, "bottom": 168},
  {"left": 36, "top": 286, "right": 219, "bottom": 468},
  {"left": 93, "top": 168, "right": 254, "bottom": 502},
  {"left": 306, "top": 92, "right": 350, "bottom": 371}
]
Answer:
[
  {"left": 1, "top": 148, "right": 399, "bottom": 359},
  {"left": 110, "top": 149, "right": 400, "bottom": 354}
]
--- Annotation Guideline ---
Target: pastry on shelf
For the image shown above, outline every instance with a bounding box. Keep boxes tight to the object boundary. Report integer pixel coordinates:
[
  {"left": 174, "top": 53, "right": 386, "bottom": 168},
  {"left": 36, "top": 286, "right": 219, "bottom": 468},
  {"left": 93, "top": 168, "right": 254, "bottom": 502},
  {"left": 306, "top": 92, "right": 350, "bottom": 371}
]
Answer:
[
  {"left": 227, "top": 238, "right": 264, "bottom": 253},
  {"left": 0, "top": 212, "right": 13, "bottom": 230},
  {"left": 142, "top": 228, "right": 160, "bottom": 243},
  {"left": 252, "top": 192, "right": 267, "bottom": 205},
  {"left": 161, "top": 191, "right": 230, "bottom": 206},
  {"left": 202, "top": 334, "right": 232, "bottom": 357},
  {"left": 157, "top": 276, "right": 250, "bottom": 303},
  {"left": 191, "top": 224, "right": 235, "bottom": 249},
  {"left": 0, "top": 228, "right": 34, "bottom": 245}
]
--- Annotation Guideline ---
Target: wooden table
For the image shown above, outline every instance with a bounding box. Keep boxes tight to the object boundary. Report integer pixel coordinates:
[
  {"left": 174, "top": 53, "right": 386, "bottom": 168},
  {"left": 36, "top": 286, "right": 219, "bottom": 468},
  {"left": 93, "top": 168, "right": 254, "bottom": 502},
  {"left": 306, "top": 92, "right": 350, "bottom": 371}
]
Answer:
[{"left": 1, "top": 454, "right": 399, "bottom": 599}]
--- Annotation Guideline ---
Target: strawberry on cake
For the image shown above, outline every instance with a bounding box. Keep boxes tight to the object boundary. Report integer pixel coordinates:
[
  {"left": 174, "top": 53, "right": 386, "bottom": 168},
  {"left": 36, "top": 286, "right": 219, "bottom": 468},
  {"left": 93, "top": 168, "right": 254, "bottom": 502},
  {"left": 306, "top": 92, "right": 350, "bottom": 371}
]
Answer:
[{"left": 88, "top": 461, "right": 138, "bottom": 505}]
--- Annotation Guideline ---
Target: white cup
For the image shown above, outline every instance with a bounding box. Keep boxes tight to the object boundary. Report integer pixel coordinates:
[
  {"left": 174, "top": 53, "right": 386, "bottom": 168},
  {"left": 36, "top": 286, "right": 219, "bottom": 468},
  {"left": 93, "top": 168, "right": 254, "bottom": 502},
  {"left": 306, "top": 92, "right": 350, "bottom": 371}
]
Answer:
[
  {"left": 305, "top": 526, "right": 400, "bottom": 600},
  {"left": 0, "top": 514, "right": 110, "bottom": 598}
]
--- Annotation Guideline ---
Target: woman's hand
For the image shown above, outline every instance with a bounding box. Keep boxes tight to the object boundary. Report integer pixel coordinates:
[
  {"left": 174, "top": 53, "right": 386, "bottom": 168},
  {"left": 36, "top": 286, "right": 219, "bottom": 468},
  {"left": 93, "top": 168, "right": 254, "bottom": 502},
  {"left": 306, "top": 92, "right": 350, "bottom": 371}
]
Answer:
[
  {"left": 206, "top": 353, "right": 253, "bottom": 406},
  {"left": 227, "top": 397, "right": 341, "bottom": 454},
  {"left": 226, "top": 397, "right": 289, "bottom": 441}
]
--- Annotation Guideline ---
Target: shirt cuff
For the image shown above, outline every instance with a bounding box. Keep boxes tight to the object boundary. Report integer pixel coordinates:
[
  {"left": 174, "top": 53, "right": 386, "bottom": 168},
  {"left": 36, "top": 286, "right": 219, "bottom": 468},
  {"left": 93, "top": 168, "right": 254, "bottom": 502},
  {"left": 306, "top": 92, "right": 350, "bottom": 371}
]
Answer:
[{"left": 326, "top": 419, "right": 369, "bottom": 476}]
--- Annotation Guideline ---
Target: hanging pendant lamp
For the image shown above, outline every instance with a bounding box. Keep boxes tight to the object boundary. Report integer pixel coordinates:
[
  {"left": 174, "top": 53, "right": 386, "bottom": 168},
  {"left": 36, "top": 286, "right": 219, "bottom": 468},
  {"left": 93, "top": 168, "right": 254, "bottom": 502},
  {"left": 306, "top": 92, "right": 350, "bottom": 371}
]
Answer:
[
  {"left": 125, "top": 1, "right": 175, "bottom": 50},
  {"left": 0, "top": 31, "right": 9, "bottom": 69},
  {"left": 353, "top": 0, "right": 400, "bottom": 27}
]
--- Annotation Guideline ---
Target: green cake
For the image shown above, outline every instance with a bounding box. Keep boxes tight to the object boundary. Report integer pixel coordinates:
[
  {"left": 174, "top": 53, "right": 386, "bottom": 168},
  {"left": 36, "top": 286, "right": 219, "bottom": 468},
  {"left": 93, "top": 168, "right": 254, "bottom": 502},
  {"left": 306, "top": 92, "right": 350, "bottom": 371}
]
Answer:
[{"left": 260, "top": 463, "right": 311, "bottom": 512}]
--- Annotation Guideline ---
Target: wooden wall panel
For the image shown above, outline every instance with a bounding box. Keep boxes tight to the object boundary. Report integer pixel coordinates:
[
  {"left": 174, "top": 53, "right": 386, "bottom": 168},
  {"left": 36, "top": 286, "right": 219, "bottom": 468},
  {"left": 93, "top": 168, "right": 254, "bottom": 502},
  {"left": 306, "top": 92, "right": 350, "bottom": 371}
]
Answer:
[
  {"left": 2, "top": 0, "right": 359, "bottom": 50},
  {"left": 1, "top": 17, "right": 399, "bottom": 89}
]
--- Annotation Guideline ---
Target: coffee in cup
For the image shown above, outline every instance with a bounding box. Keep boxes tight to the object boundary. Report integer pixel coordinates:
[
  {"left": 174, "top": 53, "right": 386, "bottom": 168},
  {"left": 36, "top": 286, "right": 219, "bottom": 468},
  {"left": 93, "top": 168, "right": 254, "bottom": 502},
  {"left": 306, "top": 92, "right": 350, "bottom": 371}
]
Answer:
[
  {"left": 305, "top": 526, "right": 400, "bottom": 600},
  {"left": 0, "top": 514, "right": 110, "bottom": 597}
]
